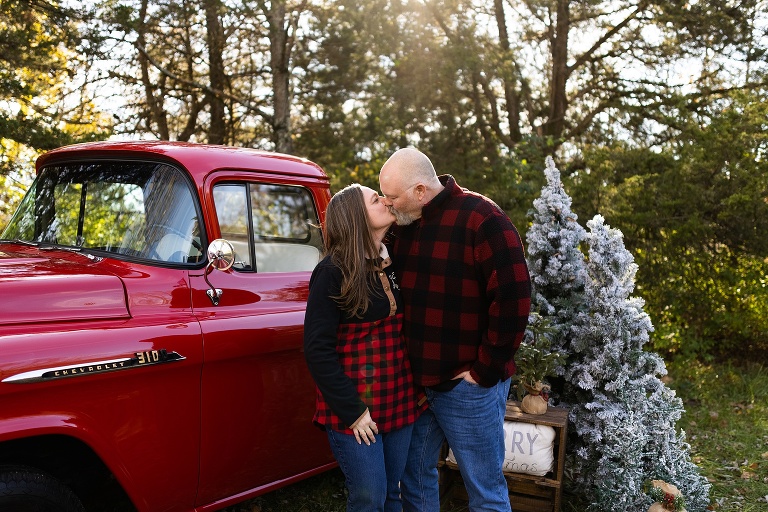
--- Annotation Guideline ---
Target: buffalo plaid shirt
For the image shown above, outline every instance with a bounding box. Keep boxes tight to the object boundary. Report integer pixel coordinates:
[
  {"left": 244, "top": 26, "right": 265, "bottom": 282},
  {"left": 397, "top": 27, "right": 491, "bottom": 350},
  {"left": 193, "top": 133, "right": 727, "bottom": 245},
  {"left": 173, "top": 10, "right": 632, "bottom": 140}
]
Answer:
[
  {"left": 387, "top": 175, "right": 532, "bottom": 388},
  {"left": 304, "top": 253, "right": 424, "bottom": 433}
]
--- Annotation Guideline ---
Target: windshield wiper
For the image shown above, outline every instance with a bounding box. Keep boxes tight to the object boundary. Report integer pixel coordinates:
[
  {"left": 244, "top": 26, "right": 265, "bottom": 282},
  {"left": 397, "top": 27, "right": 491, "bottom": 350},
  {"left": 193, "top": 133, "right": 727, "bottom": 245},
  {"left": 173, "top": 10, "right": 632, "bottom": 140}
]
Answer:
[
  {"left": 40, "top": 245, "right": 82, "bottom": 252},
  {"left": 39, "top": 244, "right": 102, "bottom": 261},
  {"left": 2, "top": 238, "right": 83, "bottom": 252},
  {"left": 2, "top": 239, "right": 101, "bottom": 260},
  {"left": 0, "top": 239, "right": 40, "bottom": 246}
]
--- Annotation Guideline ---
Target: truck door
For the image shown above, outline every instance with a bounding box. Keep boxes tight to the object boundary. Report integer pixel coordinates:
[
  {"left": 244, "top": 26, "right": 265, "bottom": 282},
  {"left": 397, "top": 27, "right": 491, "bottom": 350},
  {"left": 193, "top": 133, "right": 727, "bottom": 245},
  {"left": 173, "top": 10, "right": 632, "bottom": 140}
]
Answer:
[{"left": 190, "top": 178, "right": 334, "bottom": 506}]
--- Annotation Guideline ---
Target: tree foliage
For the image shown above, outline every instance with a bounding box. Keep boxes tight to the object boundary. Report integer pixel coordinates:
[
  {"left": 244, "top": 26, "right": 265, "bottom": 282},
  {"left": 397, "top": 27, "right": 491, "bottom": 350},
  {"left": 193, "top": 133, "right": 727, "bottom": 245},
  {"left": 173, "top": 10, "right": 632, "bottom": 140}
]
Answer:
[
  {"left": 0, "top": 0, "right": 112, "bottom": 226},
  {"left": 567, "top": 87, "right": 768, "bottom": 357},
  {"left": 89, "top": 0, "right": 316, "bottom": 152}
]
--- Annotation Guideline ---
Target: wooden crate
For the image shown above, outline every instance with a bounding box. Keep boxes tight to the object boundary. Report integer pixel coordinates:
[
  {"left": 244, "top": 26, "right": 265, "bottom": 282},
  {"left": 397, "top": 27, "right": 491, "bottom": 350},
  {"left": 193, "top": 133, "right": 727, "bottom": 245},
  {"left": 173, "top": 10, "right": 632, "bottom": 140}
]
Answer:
[{"left": 439, "top": 400, "right": 569, "bottom": 512}]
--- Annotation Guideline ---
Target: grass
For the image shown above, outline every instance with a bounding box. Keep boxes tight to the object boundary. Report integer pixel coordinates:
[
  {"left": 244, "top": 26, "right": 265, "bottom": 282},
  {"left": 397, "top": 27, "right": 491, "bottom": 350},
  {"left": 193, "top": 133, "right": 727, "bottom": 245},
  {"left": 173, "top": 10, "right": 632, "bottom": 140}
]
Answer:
[
  {"left": 221, "top": 468, "right": 347, "bottom": 512},
  {"left": 663, "top": 359, "right": 768, "bottom": 512},
  {"left": 225, "top": 360, "right": 768, "bottom": 512}
]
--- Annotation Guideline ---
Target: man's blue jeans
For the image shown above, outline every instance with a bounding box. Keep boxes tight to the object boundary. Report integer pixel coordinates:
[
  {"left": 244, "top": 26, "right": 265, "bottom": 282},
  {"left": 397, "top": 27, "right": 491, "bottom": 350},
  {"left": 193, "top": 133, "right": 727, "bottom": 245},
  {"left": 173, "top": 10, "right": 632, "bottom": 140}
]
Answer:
[
  {"left": 327, "top": 423, "right": 415, "bottom": 512},
  {"left": 401, "top": 378, "right": 511, "bottom": 512}
]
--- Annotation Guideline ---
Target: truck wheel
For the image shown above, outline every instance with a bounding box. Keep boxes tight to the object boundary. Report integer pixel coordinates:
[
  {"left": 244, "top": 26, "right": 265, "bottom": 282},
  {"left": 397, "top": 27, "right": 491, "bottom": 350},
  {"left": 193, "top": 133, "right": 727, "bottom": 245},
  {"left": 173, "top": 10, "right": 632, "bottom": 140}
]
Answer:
[{"left": 0, "top": 466, "right": 85, "bottom": 512}]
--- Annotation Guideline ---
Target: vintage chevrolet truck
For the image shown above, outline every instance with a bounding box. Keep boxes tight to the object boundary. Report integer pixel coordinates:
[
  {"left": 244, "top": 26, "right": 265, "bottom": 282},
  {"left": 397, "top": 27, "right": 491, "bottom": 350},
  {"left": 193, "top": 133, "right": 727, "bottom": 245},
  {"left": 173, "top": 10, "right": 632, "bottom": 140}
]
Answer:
[{"left": 0, "top": 141, "right": 336, "bottom": 511}]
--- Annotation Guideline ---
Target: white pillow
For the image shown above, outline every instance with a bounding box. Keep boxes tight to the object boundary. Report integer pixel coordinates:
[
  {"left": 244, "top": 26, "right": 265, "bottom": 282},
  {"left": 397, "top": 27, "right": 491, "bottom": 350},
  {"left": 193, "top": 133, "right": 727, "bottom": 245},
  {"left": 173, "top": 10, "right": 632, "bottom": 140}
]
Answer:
[
  {"left": 446, "top": 420, "right": 555, "bottom": 477},
  {"left": 502, "top": 420, "right": 555, "bottom": 476}
]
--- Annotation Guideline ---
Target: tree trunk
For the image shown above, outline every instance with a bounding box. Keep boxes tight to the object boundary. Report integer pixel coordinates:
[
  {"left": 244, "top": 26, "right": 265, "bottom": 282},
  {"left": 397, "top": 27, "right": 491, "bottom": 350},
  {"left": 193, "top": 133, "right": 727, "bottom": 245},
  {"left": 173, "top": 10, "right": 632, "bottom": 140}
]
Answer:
[
  {"left": 268, "top": 1, "right": 293, "bottom": 154},
  {"left": 203, "top": 0, "right": 226, "bottom": 145},
  {"left": 137, "top": 0, "right": 169, "bottom": 140},
  {"left": 545, "top": 0, "right": 569, "bottom": 140},
  {"left": 493, "top": 0, "right": 521, "bottom": 144}
]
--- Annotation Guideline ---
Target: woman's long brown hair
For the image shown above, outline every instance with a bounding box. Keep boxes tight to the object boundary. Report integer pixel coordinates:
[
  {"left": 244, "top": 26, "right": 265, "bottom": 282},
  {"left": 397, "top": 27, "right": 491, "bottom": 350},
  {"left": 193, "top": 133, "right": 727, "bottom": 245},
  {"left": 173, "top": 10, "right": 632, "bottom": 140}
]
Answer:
[{"left": 323, "top": 184, "right": 382, "bottom": 317}]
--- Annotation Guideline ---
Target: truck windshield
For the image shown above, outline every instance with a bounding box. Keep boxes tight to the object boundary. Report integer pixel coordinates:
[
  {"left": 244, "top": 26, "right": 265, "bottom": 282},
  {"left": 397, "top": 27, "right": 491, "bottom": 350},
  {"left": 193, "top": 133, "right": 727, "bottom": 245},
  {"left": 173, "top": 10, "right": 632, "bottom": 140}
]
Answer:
[{"left": 1, "top": 161, "right": 204, "bottom": 265}]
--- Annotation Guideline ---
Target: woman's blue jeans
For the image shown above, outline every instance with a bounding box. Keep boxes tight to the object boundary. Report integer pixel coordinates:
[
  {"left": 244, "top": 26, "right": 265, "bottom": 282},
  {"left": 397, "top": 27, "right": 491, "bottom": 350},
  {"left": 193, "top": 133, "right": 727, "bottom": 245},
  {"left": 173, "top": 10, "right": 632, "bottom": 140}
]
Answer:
[
  {"left": 401, "top": 378, "right": 511, "bottom": 512},
  {"left": 326, "top": 423, "right": 415, "bottom": 512}
]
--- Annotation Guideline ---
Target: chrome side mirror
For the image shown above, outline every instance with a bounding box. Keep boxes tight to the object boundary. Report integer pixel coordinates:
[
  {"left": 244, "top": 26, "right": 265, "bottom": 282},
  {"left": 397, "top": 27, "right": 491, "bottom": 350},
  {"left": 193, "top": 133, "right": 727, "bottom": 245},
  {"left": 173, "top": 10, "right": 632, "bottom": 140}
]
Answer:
[{"left": 204, "top": 239, "right": 235, "bottom": 305}]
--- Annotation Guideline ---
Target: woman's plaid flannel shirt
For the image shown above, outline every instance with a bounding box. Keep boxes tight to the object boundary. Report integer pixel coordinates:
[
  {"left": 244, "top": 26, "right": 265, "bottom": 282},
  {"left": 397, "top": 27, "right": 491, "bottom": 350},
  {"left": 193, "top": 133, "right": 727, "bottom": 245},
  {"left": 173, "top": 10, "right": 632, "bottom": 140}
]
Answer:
[{"left": 304, "top": 255, "right": 424, "bottom": 433}]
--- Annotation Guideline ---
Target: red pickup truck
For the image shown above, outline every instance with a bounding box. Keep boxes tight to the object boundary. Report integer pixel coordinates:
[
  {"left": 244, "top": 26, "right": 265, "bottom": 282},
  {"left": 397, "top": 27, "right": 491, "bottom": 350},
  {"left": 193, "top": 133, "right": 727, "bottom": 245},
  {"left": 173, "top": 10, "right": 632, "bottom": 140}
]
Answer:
[{"left": 0, "top": 141, "right": 336, "bottom": 511}]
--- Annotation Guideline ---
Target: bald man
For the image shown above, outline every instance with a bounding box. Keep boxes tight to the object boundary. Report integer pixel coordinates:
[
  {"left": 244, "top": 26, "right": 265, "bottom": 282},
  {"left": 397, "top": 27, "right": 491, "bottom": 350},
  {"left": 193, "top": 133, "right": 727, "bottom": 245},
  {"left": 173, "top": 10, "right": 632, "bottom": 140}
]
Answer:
[{"left": 380, "top": 148, "right": 531, "bottom": 512}]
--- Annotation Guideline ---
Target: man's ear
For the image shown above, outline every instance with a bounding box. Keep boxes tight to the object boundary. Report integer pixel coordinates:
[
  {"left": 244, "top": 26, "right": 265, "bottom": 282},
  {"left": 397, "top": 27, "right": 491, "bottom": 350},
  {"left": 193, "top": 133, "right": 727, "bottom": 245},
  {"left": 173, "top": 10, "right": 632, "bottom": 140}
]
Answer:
[{"left": 414, "top": 183, "right": 426, "bottom": 202}]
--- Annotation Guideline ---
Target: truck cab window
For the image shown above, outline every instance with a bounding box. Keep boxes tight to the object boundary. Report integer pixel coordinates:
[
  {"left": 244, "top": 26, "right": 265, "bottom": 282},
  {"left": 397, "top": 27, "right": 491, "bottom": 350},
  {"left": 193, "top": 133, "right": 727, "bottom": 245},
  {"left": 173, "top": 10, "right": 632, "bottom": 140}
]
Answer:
[{"left": 213, "top": 182, "right": 322, "bottom": 273}]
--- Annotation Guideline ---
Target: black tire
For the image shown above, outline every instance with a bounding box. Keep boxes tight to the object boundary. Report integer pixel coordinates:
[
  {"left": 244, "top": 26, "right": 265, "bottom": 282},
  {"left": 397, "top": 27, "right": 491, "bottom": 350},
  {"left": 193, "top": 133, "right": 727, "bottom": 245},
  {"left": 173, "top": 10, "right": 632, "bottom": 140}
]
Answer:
[{"left": 0, "top": 466, "right": 85, "bottom": 512}]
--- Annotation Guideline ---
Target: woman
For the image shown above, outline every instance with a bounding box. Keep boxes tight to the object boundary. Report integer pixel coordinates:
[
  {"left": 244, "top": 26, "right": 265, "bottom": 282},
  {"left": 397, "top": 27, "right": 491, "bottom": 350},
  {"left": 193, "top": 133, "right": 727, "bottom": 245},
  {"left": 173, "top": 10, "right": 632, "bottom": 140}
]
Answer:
[{"left": 304, "top": 184, "right": 423, "bottom": 512}]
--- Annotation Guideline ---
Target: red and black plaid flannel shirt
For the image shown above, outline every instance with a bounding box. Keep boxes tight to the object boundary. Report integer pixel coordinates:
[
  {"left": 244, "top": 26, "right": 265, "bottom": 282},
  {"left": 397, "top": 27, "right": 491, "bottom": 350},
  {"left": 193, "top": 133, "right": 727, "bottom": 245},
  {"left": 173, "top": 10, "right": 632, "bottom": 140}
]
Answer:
[
  {"left": 305, "top": 256, "right": 424, "bottom": 433},
  {"left": 312, "top": 313, "right": 423, "bottom": 432},
  {"left": 387, "top": 175, "right": 532, "bottom": 388}
]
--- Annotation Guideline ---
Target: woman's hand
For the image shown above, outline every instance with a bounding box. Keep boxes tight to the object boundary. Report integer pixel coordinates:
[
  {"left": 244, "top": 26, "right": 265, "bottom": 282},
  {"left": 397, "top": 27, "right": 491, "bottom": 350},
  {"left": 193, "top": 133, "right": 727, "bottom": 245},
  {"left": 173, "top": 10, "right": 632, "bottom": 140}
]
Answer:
[{"left": 350, "top": 409, "right": 378, "bottom": 446}]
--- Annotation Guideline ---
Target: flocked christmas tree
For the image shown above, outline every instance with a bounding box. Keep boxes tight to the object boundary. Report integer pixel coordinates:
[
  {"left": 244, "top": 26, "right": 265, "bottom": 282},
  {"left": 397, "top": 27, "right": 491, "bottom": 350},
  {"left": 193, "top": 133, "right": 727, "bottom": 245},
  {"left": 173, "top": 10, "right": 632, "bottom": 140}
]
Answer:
[
  {"left": 524, "top": 156, "right": 587, "bottom": 396},
  {"left": 522, "top": 159, "right": 711, "bottom": 511},
  {"left": 566, "top": 216, "right": 710, "bottom": 510}
]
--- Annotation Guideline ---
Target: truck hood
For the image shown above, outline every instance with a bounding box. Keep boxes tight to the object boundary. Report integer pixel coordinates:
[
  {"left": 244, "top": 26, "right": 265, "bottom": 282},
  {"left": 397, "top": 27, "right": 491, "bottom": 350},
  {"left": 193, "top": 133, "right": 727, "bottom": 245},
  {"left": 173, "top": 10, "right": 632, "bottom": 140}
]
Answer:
[{"left": 0, "top": 246, "right": 129, "bottom": 326}]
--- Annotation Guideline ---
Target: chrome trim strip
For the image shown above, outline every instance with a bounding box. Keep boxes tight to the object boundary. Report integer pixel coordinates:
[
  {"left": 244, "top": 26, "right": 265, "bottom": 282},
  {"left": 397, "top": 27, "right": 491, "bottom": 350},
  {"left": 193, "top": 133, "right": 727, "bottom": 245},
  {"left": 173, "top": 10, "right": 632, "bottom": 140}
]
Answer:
[
  {"left": 2, "top": 357, "right": 134, "bottom": 383},
  {"left": 2, "top": 351, "right": 186, "bottom": 384}
]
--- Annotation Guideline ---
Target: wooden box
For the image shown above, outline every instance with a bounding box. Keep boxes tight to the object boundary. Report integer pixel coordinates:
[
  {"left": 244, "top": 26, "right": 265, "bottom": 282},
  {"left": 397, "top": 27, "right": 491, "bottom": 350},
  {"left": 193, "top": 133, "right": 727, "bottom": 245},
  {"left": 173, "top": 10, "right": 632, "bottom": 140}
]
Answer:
[{"left": 439, "top": 400, "right": 569, "bottom": 512}]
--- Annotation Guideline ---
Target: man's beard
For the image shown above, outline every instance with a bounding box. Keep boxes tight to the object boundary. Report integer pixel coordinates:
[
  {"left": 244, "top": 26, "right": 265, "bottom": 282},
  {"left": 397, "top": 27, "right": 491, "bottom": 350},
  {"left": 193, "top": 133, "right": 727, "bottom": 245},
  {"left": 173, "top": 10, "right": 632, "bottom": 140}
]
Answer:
[{"left": 390, "top": 207, "right": 419, "bottom": 226}]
